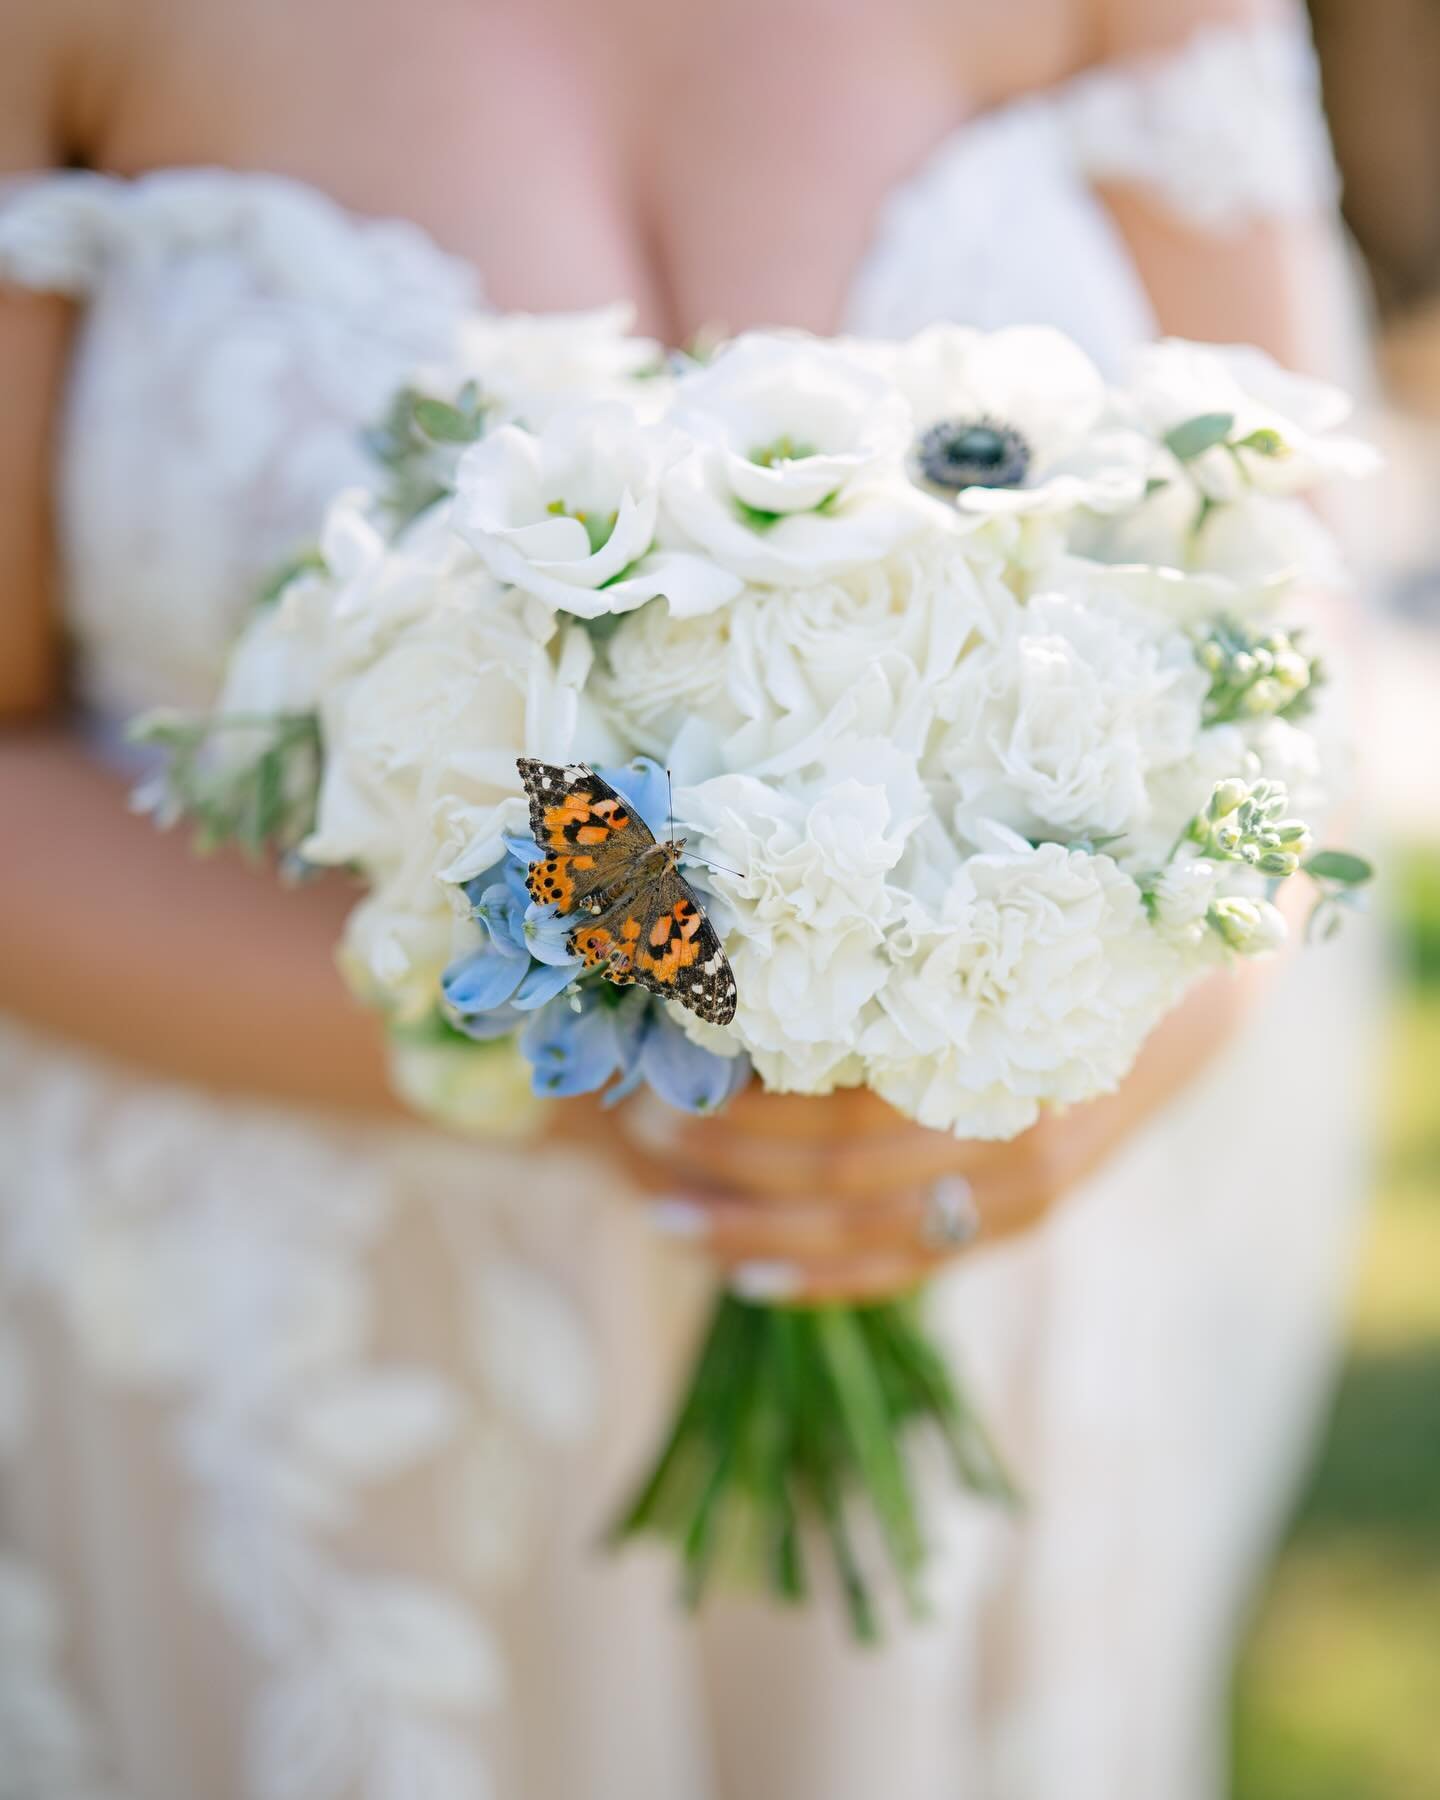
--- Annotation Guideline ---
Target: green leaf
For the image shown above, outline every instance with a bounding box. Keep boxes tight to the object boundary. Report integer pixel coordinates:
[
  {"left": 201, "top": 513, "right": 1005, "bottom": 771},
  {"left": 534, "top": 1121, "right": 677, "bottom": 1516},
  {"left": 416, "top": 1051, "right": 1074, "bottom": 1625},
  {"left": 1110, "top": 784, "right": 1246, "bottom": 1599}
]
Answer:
[
  {"left": 1304, "top": 850, "right": 1375, "bottom": 887},
  {"left": 1164, "top": 411, "right": 1236, "bottom": 461},
  {"left": 412, "top": 397, "right": 480, "bottom": 443}
]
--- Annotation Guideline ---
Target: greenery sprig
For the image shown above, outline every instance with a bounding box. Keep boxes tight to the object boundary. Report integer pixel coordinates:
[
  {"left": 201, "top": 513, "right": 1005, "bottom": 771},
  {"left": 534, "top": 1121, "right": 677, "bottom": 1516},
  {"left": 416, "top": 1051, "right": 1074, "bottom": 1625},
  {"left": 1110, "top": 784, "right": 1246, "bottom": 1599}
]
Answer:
[
  {"left": 362, "top": 380, "right": 488, "bottom": 525},
  {"left": 130, "top": 710, "right": 322, "bottom": 865}
]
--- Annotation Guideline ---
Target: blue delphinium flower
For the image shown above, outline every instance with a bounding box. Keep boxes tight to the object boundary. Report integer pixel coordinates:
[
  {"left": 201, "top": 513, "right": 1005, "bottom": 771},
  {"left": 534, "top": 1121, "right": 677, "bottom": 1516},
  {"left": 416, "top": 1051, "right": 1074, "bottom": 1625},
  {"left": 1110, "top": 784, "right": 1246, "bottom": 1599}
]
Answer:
[{"left": 442, "top": 757, "right": 748, "bottom": 1112}]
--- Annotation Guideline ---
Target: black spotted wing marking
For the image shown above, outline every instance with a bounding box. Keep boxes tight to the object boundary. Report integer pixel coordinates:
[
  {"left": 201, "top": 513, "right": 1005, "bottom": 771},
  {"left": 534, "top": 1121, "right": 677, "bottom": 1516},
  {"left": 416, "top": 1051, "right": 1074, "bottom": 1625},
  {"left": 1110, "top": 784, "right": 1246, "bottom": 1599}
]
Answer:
[
  {"left": 627, "top": 864, "right": 737, "bottom": 1026},
  {"left": 514, "top": 758, "right": 739, "bottom": 1026},
  {"left": 516, "top": 758, "right": 654, "bottom": 918}
]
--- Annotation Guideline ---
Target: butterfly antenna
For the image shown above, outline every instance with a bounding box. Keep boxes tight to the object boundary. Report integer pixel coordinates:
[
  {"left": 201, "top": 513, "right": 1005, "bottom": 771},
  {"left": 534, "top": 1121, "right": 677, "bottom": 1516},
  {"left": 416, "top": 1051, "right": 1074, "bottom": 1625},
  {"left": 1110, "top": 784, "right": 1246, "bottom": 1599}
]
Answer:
[
  {"left": 683, "top": 853, "right": 748, "bottom": 883},
  {"left": 665, "top": 765, "right": 747, "bottom": 881}
]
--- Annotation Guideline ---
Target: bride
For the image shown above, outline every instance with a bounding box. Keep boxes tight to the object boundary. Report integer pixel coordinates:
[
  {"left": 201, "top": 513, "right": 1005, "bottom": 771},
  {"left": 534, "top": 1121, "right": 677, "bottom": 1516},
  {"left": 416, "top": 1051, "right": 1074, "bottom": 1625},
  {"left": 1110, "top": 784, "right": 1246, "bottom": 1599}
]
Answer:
[{"left": 0, "top": 0, "right": 1373, "bottom": 1795}]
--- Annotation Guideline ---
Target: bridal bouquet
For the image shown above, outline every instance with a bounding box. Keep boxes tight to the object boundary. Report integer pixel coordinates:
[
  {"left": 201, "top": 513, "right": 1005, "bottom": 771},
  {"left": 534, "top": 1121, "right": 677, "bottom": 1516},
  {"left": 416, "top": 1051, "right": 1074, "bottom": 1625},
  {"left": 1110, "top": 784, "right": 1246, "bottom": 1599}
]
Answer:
[{"left": 138, "top": 309, "right": 1375, "bottom": 1637}]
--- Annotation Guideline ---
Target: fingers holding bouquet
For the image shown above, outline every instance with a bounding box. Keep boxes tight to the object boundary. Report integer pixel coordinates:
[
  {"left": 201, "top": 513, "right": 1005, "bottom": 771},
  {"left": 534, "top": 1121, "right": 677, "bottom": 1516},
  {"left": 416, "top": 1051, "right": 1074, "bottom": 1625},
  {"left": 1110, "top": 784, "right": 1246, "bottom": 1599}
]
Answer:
[{"left": 609, "top": 1084, "right": 1065, "bottom": 1302}]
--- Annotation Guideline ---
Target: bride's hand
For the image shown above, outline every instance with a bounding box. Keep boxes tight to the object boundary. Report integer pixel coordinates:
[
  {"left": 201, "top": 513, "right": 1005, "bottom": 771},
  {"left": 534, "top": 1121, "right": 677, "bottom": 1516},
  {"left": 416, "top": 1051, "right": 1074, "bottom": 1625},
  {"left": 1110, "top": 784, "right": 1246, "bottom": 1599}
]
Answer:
[{"left": 591, "top": 963, "right": 1258, "bottom": 1301}]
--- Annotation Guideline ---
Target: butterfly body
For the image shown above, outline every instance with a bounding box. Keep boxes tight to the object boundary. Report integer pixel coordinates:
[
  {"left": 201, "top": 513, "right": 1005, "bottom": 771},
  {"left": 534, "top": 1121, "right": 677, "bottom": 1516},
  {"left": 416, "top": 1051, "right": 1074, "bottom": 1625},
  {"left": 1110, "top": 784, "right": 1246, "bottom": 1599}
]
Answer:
[{"left": 516, "top": 759, "right": 738, "bottom": 1026}]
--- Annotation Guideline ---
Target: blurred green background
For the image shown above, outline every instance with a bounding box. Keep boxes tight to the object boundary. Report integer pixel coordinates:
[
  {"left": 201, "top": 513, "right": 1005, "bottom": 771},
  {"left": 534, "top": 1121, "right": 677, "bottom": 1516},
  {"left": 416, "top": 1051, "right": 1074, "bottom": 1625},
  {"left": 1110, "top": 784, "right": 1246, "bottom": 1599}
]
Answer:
[{"left": 1231, "top": 847, "right": 1440, "bottom": 1800}]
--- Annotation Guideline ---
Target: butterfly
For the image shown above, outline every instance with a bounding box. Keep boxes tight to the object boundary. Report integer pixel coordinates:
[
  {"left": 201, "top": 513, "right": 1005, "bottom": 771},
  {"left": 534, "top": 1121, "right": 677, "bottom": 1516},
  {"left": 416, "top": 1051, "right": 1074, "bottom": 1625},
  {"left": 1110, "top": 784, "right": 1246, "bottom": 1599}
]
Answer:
[{"left": 516, "top": 759, "right": 738, "bottom": 1027}]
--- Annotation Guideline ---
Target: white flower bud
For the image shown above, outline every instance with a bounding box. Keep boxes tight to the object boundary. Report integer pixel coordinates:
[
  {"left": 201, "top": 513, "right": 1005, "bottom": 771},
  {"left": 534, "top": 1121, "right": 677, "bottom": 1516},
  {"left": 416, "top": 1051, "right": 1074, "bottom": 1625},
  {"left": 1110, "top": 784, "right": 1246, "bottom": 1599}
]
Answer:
[
  {"left": 1273, "top": 651, "right": 1310, "bottom": 691},
  {"left": 1209, "top": 896, "right": 1288, "bottom": 955},
  {"left": 1242, "top": 678, "right": 1283, "bottom": 716},
  {"left": 1207, "top": 778, "right": 1249, "bottom": 821}
]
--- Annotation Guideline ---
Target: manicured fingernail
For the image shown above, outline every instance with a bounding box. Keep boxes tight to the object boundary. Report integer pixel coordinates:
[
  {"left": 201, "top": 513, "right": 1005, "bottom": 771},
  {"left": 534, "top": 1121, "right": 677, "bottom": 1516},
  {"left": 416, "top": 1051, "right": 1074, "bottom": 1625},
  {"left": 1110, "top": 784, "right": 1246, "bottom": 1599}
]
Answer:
[
  {"left": 648, "top": 1200, "right": 709, "bottom": 1240},
  {"left": 730, "top": 1261, "right": 801, "bottom": 1302}
]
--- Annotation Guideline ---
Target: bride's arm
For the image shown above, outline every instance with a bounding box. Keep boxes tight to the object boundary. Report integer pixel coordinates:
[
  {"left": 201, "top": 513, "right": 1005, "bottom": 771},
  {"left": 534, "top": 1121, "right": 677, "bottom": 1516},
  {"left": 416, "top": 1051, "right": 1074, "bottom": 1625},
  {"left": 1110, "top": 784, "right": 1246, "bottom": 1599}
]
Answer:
[
  {"left": 1096, "top": 0, "right": 1352, "bottom": 376},
  {"left": 0, "top": 44, "right": 409, "bottom": 1116}
]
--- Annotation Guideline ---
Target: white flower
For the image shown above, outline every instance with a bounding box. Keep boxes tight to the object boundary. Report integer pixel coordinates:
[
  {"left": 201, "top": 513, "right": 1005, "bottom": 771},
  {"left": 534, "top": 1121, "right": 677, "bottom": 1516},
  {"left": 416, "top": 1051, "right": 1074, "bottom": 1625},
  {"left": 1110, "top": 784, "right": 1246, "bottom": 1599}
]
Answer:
[
  {"left": 449, "top": 303, "right": 666, "bottom": 427},
  {"left": 660, "top": 332, "right": 929, "bottom": 584},
  {"left": 595, "top": 541, "right": 1000, "bottom": 772},
  {"left": 1078, "top": 475, "right": 1347, "bottom": 587},
  {"left": 878, "top": 324, "right": 1152, "bottom": 517},
  {"left": 932, "top": 580, "right": 1209, "bottom": 848},
  {"left": 1148, "top": 856, "right": 1224, "bottom": 947},
  {"left": 864, "top": 831, "right": 1189, "bottom": 1138},
  {"left": 1127, "top": 338, "right": 1379, "bottom": 499},
  {"left": 453, "top": 403, "right": 740, "bottom": 618},
  {"left": 676, "top": 761, "right": 923, "bottom": 1091},
  {"left": 304, "top": 554, "right": 597, "bottom": 1011},
  {"left": 1209, "top": 895, "right": 1288, "bottom": 955},
  {"left": 216, "top": 570, "right": 331, "bottom": 719}
]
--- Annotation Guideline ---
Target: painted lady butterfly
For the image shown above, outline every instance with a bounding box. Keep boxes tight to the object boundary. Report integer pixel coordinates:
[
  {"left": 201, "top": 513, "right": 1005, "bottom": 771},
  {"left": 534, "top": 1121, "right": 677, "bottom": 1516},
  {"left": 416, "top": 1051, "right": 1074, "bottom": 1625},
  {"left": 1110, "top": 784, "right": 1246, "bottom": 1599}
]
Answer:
[{"left": 516, "top": 759, "right": 738, "bottom": 1026}]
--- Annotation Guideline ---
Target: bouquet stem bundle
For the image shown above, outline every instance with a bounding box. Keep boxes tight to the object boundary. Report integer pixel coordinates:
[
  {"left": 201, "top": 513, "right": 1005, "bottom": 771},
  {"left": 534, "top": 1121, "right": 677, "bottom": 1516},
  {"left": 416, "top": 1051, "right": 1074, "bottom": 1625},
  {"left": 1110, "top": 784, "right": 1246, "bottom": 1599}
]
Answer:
[{"left": 613, "top": 1293, "right": 1015, "bottom": 1641}]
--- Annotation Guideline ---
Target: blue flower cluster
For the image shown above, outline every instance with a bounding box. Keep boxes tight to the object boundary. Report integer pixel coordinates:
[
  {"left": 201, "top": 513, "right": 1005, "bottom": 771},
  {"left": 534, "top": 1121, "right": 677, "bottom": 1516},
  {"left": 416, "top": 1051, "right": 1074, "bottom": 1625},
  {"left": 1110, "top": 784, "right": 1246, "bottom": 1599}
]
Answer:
[{"left": 442, "top": 759, "right": 750, "bottom": 1115}]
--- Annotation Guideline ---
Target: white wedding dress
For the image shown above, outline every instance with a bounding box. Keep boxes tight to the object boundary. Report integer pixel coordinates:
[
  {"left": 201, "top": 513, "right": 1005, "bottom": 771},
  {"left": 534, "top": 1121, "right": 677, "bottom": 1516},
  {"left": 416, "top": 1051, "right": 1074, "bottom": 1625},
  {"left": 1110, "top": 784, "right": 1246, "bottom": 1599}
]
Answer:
[{"left": 0, "top": 21, "right": 1376, "bottom": 1800}]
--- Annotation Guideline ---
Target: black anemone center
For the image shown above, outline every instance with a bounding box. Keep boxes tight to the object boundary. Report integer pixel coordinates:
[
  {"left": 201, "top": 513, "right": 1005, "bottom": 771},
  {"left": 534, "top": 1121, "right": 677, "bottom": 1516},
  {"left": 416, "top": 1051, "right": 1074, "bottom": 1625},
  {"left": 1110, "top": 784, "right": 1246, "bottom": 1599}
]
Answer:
[{"left": 915, "top": 417, "right": 1031, "bottom": 491}]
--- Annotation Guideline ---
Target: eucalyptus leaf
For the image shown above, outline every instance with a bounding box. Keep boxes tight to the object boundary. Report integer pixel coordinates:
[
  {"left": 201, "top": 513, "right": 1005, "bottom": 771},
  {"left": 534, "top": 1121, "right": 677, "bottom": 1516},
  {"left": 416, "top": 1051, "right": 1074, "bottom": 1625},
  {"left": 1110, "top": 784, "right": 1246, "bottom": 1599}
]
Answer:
[
  {"left": 413, "top": 397, "right": 482, "bottom": 443},
  {"left": 1304, "top": 849, "right": 1375, "bottom": 887},
  {"left": 1164, "top": 412, "right": 1236, "bottom": 461}
]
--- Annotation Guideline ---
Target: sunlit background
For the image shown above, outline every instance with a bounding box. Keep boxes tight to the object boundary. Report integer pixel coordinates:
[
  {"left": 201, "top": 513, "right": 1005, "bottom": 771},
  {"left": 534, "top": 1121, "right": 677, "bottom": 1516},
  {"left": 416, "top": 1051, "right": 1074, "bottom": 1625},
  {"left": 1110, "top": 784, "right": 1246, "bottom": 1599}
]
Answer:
[{"left": 1231, "top": 7, "right": 1440, "bottom": 1795}]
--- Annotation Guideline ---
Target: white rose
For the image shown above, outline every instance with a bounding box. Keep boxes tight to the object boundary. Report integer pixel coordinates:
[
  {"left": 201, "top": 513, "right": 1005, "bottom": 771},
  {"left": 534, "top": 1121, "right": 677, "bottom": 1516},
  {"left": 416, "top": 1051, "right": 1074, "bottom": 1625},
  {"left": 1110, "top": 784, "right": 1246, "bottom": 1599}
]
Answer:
[
  {"left": 874, "top": 324, "right": 1152, "bottom": 518},
  {"left": 863, "top": 830, "right": 1189, "bottom": 1138},
  {"left": 660, "top": 332, "right": 931, "bottom": 584},
  {"left": 933, "top": 581, "right": 1208, "bottom": 847},
  {"left": 453, "top": 403, "right": 740, "bottom": 618},
  {"left": 675, "top": 763, "right": 923, "bottom": 1091}
]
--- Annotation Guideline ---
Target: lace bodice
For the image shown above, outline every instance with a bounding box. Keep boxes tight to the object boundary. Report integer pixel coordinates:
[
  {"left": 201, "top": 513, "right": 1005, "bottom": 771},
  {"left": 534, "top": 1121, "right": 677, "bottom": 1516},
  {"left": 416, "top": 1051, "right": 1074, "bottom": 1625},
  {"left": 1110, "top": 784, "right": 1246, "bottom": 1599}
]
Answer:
[{"left": 0, "top": 20, "right": 1336, "bottom": 726}]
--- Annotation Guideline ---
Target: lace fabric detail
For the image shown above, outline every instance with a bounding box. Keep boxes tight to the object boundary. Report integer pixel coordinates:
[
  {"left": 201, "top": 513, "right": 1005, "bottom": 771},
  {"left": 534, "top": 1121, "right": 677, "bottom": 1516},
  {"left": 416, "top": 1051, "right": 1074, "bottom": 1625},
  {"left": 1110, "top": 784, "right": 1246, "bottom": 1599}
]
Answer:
[
  {"left": 843, "top": 18, "right": 1338, "bottom": 358},
  {"left": 0, "top": 1018, "right": 598, "bottom": 1800},
  {"left": 0, "top": 168, "right": 480, "bottom": 311},
  {"left": 1063, "top": 20, "right": 1341, "bottom": 228}
]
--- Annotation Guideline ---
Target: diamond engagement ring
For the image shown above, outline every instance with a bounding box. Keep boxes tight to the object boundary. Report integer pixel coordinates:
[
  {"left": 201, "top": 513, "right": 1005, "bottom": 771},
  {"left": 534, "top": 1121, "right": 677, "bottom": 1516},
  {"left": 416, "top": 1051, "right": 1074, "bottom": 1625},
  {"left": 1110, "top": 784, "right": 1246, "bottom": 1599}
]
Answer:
[{"left": 922, "top": 1174, "right": 980, "bottom": 1250}]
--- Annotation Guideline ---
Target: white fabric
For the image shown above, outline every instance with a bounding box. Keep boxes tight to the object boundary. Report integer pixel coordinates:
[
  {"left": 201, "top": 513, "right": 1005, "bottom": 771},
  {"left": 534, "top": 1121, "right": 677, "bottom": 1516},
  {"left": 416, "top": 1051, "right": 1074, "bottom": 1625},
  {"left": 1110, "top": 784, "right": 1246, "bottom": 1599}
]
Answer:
[{"left": 0, "top": 19, "right": 1370, "bottom": 1800}]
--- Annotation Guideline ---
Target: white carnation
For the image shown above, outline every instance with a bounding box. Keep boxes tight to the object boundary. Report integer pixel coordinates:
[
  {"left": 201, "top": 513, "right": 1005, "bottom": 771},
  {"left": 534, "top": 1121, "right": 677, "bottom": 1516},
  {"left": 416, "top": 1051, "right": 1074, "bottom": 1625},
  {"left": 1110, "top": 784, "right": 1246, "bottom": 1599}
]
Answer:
[
  {"left": 863, "top": 831, "right": 1189, "bottom": 1138},
  {"left": 933, "top": 582, "right": 1208, "bottom": 848},
  {"left": 596, "top": 541, "right": 1001, "bottom": 772},
  {"left": 676, "top": 763, "right": 923, "bottom": 1091}
]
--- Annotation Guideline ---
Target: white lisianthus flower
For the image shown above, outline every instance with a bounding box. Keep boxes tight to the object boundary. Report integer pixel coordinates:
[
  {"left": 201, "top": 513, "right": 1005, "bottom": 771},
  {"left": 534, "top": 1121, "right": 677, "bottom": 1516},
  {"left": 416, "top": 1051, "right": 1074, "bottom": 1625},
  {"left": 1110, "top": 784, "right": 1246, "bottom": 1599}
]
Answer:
[
  {"left": 1077, "top": 472, "right": 1347, "bottom": 587},
  {"left": 876, "top": 324, "right": 1152, "bottom": 517},
  {"left": 933, "top": 583, "right": 1208, "bottom": 847},
  {"left": 595, "top": 541, "right": 1002, "bottom": 771},
  {"left": 863, "top": 829, "right": 1189, "bottom": 1138},
  {"left": 660, "top": 333, "right": 931, "bottom": 584},
  {"left": 1127, "top": 339, "right": 1379, "bottom": 500},
  {"left": 675, "top": 763, "right": 923, "bottom": 1091},
  {"left": 453, "top": 403, "right": 740, "bottom": 618},
  {"left": 449, "top": 303, "right": 666, "bottom": 427}
]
